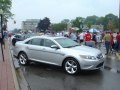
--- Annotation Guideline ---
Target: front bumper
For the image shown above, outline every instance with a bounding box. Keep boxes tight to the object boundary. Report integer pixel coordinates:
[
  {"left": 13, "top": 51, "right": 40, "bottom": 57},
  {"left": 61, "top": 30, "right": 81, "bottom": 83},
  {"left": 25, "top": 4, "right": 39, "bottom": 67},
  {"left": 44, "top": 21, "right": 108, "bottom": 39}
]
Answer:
[{"left": 80, "top": 58, "right": 104, "bottom": 70}]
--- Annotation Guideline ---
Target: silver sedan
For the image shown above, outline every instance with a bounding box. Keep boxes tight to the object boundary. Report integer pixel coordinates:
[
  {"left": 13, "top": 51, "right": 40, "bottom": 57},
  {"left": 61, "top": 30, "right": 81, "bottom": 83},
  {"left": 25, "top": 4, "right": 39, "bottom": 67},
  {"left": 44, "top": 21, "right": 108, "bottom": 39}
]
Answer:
[{"left": 13, "top": 36, "right": 104, "bottom": 75}]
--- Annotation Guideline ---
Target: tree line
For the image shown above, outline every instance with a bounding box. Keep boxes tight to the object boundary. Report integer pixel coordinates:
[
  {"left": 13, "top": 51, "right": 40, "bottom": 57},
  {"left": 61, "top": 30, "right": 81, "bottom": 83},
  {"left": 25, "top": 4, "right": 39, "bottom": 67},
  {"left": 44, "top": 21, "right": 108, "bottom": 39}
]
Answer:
[
  {"left": 1, "top": 1, "right": 119, "bottom": 32},
  {"left": 37, "top": 13, "right": 119, "bottom": 32}
]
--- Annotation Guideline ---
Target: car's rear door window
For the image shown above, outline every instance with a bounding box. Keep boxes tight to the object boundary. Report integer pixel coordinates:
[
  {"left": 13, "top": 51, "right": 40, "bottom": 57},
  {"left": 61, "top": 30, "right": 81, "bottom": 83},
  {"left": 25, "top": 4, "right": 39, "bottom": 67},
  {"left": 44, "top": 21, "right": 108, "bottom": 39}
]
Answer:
[
  {"left": 43, "top": 39, "right": 56, "bottom": 47},
  {"left": 26, "top": 38, "right": 42, "bottom": 46}
]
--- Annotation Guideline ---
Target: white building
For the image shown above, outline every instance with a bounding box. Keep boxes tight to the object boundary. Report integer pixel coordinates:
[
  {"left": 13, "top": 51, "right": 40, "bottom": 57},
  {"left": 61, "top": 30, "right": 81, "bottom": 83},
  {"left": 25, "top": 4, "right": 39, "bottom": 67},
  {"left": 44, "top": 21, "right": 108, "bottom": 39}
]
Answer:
[{"left": 22, "top": 19, "right": 40, "bottom": 32}]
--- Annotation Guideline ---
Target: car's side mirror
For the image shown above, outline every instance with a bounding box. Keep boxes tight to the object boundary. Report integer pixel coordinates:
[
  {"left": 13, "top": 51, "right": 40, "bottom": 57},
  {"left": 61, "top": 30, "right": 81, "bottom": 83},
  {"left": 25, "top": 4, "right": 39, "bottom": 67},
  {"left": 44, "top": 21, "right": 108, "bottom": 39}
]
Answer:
[{"left": 51, "top": 45, "right": 59, "bottom": 49}]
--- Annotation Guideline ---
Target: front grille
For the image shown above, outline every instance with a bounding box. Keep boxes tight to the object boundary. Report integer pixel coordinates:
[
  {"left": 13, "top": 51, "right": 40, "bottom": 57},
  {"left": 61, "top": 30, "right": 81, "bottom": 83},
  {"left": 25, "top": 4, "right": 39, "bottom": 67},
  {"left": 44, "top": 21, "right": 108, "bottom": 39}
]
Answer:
[
  {"left": 97, "top": 53, "right": 103, "bottom": 59},
  {"left": 96, "top": 62, "right": 104, "bottom": 68}
]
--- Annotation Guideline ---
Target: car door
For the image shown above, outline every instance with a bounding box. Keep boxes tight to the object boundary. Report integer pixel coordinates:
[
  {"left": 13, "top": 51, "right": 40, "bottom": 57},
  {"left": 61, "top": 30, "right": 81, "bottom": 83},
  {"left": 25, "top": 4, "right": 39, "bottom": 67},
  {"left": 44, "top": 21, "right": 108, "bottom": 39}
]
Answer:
[
  {"left": 41, "top": 39, "right": 64, "bottom": 65},
  {"left": 25, "top": 38, "right": 43, "bottom": 61}
]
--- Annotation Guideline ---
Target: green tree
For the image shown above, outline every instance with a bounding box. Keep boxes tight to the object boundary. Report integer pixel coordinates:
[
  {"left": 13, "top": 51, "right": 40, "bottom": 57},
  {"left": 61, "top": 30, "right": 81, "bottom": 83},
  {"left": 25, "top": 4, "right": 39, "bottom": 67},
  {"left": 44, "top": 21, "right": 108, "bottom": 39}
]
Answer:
[
  {"left": 37, "top": 17, "right": 51, "bottom": 32},
  {"left": 96, "top": 17, "right": 104, "bottom": 25},
  {"left": 71, "top": 17, "right": 84, "bottom": 27},
  {"left": 104, "top": 13, "right": 119, "bottom": 31},
  {"left": 84, "top": 15, "right": 99, "bottom": 28},
  {"left": 107, "top": 20, "right": 114, "bottom": 31},
  {"left": 61, "top": 19, "right": 70, "bottom": 30},
  {"left": 51, "top": 23, "right": 66, "bottom": 32},
  {"left": 0, "top": 0, "right": 12, "bottom": 18},
  {"left": 61, "top": 19, "right": 70, "bottom": 24}
]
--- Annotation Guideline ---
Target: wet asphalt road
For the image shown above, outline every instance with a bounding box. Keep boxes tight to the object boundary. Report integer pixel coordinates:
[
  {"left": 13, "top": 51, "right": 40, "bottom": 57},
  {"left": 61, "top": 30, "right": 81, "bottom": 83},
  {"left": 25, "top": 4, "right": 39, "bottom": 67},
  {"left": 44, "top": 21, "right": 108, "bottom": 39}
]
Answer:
[{"left": 18, "top": 59, "right": 120, "bottom": 90}]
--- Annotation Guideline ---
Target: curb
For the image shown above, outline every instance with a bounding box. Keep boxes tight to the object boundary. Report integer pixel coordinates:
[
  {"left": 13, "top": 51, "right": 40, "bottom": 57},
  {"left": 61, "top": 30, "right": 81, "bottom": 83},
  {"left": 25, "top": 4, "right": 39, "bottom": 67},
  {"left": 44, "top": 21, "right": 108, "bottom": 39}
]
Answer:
[
  {"left": 8, "top": 41, "right": 20, "bottom": 90},
  {"left": 16, "top": 68, "right": 30, "bottom": 90}
]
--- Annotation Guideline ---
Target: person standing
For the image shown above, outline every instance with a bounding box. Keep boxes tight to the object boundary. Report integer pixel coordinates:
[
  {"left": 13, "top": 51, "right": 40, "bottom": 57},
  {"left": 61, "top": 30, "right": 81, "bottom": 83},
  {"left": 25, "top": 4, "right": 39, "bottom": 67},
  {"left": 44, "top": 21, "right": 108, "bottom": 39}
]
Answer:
[
  {"left": 110, "top": 32, "right": 114, "bottom": 52},
  {"left": 116, "top": 32, "right": 120, "bottom": 52},
  {"left": 96, "top": 32, "right": 102, "bottom": 49},
  {"left": 78, "top": 32, "right": 84, "bottom": 44},
  {"left": 92, "top": 32, "right": 97, "bottom": 46},
  {"left": 84, "top": 31, "right": 92, "bottom": 42},
  {"left": 103, "top": 31, "right": 111, "bottom": 55},
  {"left": 0, "top": 33, "right": 5, "bottom": 49},
  {"left": 84, "top": 31, "right": 93, "bottom": 47},
  {"left": 69, "top": 32, "right": 77, "bottom": 42}
]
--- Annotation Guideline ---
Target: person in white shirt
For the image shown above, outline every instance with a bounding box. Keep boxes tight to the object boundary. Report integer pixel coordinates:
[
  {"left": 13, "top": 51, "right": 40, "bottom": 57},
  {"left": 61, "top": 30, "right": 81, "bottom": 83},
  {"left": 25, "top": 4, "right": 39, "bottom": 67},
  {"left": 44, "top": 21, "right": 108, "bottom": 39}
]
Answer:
[
  {"left": 79, "top": 32, "right": 84, "bottom": 43},
  {"left": 96, "top": 32, "right": 102, "bottom": 49}
]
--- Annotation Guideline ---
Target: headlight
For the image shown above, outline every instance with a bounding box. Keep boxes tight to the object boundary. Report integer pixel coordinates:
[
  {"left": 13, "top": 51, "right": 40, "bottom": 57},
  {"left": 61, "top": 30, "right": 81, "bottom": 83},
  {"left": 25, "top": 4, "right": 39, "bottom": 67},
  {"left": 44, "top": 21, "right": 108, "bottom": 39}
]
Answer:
[{"left": 80, "top": 55, "right": 96, "bottom": 60}]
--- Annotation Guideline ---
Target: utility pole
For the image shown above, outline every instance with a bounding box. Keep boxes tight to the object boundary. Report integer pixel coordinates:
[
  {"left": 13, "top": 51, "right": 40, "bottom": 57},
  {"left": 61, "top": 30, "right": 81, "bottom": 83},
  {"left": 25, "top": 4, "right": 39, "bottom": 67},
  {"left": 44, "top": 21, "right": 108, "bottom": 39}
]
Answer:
[
  {"left": 119, "top": 0, "right": 120, "bottom": 32},
  {"left": 0, "top": 9, "right": 4, "bottom": 62}
]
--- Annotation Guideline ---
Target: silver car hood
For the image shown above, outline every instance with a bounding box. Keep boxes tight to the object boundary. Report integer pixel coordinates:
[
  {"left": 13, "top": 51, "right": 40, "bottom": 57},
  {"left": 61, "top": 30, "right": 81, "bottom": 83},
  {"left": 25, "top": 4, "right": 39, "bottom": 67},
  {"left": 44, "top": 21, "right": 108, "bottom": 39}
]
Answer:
[{"left": 64, "top": 45, "right": 101, "bottom": 56}]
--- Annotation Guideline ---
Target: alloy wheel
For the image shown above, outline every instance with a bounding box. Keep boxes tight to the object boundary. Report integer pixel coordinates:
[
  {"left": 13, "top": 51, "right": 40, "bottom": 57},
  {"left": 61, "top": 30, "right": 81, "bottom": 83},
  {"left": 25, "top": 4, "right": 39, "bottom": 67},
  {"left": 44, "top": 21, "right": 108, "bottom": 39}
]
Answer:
[
  {"left": 19, "top": 53, "right": 28, "bottom": 65},
  {"left": 64, "top": 59, "right": 80, "bottom": 75}
]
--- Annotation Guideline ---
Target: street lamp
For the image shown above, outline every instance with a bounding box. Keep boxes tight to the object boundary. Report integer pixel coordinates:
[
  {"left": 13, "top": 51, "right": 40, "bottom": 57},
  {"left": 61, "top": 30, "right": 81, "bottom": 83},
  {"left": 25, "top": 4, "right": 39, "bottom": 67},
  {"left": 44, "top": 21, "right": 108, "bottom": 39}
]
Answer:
[{"left": 0, "top": 9, "right": 4, "bottom": 61}]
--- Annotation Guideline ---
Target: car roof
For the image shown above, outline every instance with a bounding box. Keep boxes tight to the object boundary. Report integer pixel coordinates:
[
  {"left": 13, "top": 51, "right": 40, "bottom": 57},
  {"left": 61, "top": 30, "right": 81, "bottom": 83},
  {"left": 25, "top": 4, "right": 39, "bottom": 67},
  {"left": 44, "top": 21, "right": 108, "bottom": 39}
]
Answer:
[{"left": 28, "top": 35, "right": 66, "bottom": 40}]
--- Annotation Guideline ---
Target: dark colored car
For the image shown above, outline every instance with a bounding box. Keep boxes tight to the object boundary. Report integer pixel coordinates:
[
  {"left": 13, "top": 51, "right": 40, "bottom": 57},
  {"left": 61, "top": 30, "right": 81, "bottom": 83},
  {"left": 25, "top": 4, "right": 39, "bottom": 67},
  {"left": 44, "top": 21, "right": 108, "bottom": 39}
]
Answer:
[
  {"left": 11, "top": 34, "right": 37, "bottom": 46},
  {"left": 12, "top": 34, "right": 24, "bottom": 46}
]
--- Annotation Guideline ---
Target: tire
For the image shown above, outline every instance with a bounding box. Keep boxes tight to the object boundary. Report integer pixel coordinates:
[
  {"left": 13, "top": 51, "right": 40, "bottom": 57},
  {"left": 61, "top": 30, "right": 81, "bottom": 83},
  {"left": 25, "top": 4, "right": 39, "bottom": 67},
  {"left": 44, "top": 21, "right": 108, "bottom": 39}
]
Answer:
[
  {"left": 18, "top": 52, "right": 29, "bottom": 65},
  {"left": 63, "top": 58, "right": 80, "bottom": 75}
]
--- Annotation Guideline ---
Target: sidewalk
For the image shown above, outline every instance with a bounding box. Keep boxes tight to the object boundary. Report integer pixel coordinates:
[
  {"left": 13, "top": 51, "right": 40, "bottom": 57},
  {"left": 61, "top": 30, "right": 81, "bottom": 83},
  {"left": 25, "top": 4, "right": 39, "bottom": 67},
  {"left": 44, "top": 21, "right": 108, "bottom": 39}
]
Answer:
[{"left": 0, "top": 40, "right": 19, "bottom": 90}]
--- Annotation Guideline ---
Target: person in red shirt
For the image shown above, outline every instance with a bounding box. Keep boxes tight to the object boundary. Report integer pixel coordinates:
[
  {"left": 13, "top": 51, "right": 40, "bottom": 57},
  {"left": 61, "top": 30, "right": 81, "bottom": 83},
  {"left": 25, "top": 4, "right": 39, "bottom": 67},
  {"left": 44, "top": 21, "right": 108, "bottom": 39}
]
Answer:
[
  {"left": 116, "top": 32, "right": 120, "bottom": 52},
  {"left": 84, "top": 31, "right": 91, "bottom": 41},
  {"left": 8, "top": 33, "right": 12, "bottom": 38},
  {"left": 84, "top": 31, "right": 93, "bottom": 47}
]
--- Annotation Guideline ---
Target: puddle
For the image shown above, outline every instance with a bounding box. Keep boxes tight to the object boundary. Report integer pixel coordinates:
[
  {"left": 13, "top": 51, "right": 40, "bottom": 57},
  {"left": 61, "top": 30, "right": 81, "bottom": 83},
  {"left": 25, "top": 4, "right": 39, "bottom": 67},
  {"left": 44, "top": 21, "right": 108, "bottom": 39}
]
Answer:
[
  {"left": 104, "top": 66, "right": 120, "bottom": 74},
  {"left": 104, "top": 66, "right": 111, "bottom": 70},
  {"left": 110, "top": 68, "right": 118, "bottom": 73},
  {"left": 117, "top": 70, "right": 120, "bottom": 73}
]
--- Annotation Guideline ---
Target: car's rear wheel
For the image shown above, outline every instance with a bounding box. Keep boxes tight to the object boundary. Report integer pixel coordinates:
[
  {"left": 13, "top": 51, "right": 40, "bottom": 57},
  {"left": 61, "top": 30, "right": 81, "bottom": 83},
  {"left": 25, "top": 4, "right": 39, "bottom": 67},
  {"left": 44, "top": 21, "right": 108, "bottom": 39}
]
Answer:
[
  {"left": 18, "top": 52, "right": 29, "bottom": 65},
  {"left": 63, "top": 58, "right": 80, "bottom": 75}
]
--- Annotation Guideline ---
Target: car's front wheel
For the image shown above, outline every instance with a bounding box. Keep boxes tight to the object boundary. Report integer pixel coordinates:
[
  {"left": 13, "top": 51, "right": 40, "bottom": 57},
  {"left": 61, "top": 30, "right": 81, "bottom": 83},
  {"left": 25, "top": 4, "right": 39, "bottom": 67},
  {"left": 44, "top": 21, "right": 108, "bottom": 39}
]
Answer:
[
  {"left": 18, "top": 52, "right": 29, "bottom": 65},
  {"left": 63, "top": 58, "right": 80, "bottom": 75}
]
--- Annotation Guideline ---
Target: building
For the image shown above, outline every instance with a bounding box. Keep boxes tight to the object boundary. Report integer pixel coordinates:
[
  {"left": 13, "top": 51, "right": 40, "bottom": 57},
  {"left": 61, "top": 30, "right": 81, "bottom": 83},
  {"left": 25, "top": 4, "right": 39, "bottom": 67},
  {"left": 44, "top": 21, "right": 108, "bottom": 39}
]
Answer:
[{"left": 22, "top": 19, "right": 40, "bottom": 32}]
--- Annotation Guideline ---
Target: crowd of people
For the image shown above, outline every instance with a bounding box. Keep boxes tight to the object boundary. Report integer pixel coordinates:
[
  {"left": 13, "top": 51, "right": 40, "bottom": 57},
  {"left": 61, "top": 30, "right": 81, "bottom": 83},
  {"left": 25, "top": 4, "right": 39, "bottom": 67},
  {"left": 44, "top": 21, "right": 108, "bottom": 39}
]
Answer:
[
  {"left": 65, "top": 30, "right": 120, "bottom": 55},
  {"left": 1, "top": 30, "right": 120, "bottom": 56}
]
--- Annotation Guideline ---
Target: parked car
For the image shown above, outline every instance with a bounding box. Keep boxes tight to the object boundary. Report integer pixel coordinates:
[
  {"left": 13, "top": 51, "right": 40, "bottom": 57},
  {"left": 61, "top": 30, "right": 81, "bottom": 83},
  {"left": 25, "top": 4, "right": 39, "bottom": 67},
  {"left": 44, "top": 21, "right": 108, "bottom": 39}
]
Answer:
[
  {"left": 13, "top": 36, "right": 104, "bottom": 75},
  {"left": 11, "top": 33, "right": 37, "bottom": 46},
  {"left": 11, "top": 34, "right": 24, "bottom": 46}
]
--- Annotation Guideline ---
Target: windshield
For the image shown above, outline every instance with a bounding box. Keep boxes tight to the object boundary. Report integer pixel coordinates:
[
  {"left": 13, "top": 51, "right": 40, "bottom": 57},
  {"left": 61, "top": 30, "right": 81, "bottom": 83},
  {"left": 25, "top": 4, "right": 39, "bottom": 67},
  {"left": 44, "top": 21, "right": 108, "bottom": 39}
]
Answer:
[{"left": 55, "top": 38, "right": 79, "bottom": 48}]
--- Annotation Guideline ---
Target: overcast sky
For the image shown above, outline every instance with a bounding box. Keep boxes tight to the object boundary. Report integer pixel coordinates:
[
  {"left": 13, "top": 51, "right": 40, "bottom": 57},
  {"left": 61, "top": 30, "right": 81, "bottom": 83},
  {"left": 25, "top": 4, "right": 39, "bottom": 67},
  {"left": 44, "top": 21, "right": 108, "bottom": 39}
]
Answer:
[{"left": 7, "top": 0, "right": 119, "bottom": 30}]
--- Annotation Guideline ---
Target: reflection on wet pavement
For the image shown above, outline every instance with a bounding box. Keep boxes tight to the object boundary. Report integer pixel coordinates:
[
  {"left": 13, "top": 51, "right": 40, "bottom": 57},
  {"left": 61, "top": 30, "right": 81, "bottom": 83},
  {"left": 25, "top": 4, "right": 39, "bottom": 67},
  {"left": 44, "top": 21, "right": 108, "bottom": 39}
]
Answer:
[
  {"left": 104, "top": 54, "right": 120, "bottom": 74},
  {"left": 98, "top": 44, "right": 120, "bottom": 73},
  {"left": 19, "top": 62, "right": 120, "bottom": 90}
]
